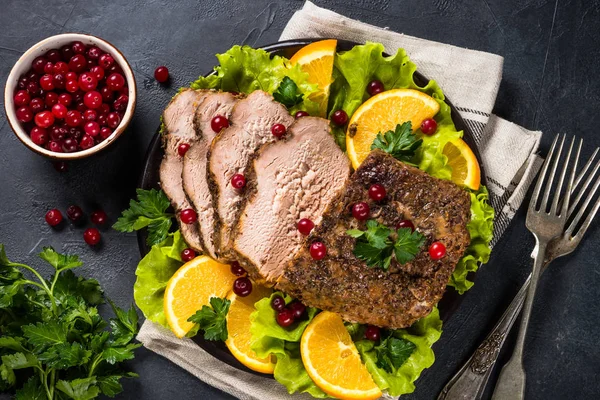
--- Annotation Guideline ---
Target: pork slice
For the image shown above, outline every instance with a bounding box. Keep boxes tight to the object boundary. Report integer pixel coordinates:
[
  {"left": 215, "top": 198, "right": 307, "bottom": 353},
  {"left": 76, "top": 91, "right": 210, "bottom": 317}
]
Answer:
[
  {"left": 159, "top": 89, "right": 208, "bottom": 251},
  {"left": 277, "top": 150, "right": 472, "bottom": 328},
  {"left": 232, "top": 117, "right": 351, "bottom": 284},
  {"left": 182, "top": 92, "right": 239, "bottom": 260},
  {"left": 207, "top": 90, "right": 294, "bottom": 260}
]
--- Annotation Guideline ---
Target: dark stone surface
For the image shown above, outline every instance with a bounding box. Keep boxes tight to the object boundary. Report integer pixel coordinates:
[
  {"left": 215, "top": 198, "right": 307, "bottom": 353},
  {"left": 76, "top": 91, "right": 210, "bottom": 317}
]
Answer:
[{"left": 1, "top": 1, "right": 599, "bottom": 399}]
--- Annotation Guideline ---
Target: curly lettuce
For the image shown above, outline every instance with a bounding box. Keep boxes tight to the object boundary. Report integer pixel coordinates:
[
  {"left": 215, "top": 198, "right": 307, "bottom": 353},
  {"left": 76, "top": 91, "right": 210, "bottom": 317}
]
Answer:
[{"left": 189, "top": 45, "right": 319, "bottom": 115}]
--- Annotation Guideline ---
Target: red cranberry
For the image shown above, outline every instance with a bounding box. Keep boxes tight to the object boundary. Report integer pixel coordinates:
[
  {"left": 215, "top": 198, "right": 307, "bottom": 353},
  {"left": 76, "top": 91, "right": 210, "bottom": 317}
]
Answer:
[
  {"left": 62, "top": 138, "right": 77, "bottom": 152},
  {"left": 233, "top": 277, "right": 252, "bottom": 297},
  {"left": 49, "top": 141, "right": 63, "bottom": 153},
  {"left": 106, "top": 112, "right": 121, "bottom": 128},
  {"left": 271, "top": 295, "right": 286, "bottom": 312},
  {"left": 367, "top": 80, "right": 384, "bottom": 96},
  {"left": 429, "top": 241, "right": 446, "bottom": 260},
  {"left": 30, "top": 127, "right": 48, "bottom": 146},
  {"left": 69, "top": 54, "right": 87, "bottom": 73},
  {"left": 66, "top": 79, "right": 79, "bottom": 93},
  {"left": 98, "top": 53, "right": 115, "bottom": 69},
  {"left": 43, "top": 62, "right": 54, "bottom": 74},
  {"left": 39, "top": 74, "right": 54, "bottom": 91},
  {"left": 365, "top": 326, "right": 381, "bottom": 341},
  {"left": 421, "top": 118, "right": 438, "bottom": 135},
  {"left": 16, "top": 106, "right": 33, "bottom": 123},
  {"left": 50, "top": 126, "right": 67, "bottom": 141},
  {"left": 230, "top": 262, "right": 246, "bottom": 276},
  {"left": 83, "top": 91, "right": 102, "bottom": 109},
  {"left": 53, "top": 61, "right": 69, "bottom": 75},
  {"left": 288, "top": 301, "right": 306, "bottom": 319},
  {"left": 230, "top": 174, "right": 246, "bottom": 189},
  {"left": 29, "top": 98, "right": 45, "bottom": 114},
  {"left": 97, "top": 114, "right": 108, "bottom": 127},
  {"left": 53, "top": 161, "right": 68, "bottom": 172},
  {"left": 72, "top": 90, "right": 84, "bottom": 103},
  {"left": 14, "top": 90, "right": 30, "bottom": 106},
  {"left": 27, "top": 81, "right": 40, "bottom": 96},
  {"left": 87, "top": 46, "right": 102, "bottom": 60},
  {"left": 65, "top": 71, "right": 77, "bottom": 81},
  {"left": 352, "top": 202, "right": 370, "bottom": 220},
  {"left": 78, "top": 72, "right": 98, "bottom": 91},
  {"left": 84, "top": 109, "right": 98, "bottom": 121},
  {"left": 310, "top": 242, "right": 327, "bottom": 260},
  {"left": 99, "top": 103, "right": 110, "bottom": 114},
  {"left": 60, "top": 45, "right": 74, "bottom": 61},
  {"left": 51, "top": 104, "right": 67, "bottom": 119},
  {"left": 368, "top": 184, "right": 386, "bottom": 201},
  {"left": 294, "top": 110, "right": 309, "bottom": 118},
  {"left": 211, "top": 115, "right": 229, "bottom": 133},
  {"left": 396, "top": 220, "right": 415, "bottom": 232},
  {"left": 91, "top": 210, "right": 107, "bottom": 225},
  {"left": 89, "top": 65, "right": 105, "bottom": 81},
  {"left": 71, "top": 41, "right": 86, "bottom": 54},
  {"left": 32, "top": 57, "right": 47, "bottom": 74},
  {"left": 178, "top": 143, "right": 190, "bottom": 157},
  {"left": 154, "top": 66, "right": 169, "bottom": 83},
  {"left": 17, "top": 77, "right": 28, "bottom": 90},
  {"left": 113, "top": 94, "right": 128, "bottom": 111},
  {"left": 46, "top": 49, "right": 61, "bottom": 63},
  {"left": 99, "top": 87, "right": 113, "bottom": 103},
  {"left": 297, "top": 218, "right": 315, "bottom": 235},
  {"left": 276, "top": 309, "right": 295, "bottom": 327},
  {"left": 100, "top": 127, "right": 112, "bottom": 139},
  {"left": 45, "top": 92, "right": 58, "bottom": 107},
  {"left": 45, "top": 209, "right": 63, "bottom": 226},
  {"left": 180, "top": 248, "right": 196, "bottom": 262},
  {"left": 52, "top": 74, "right": 65, "bottom": 90},
  {"left": 75, "top": 101, "right": 87, "bottom": 113},
  {"left": 271, "top": 123, "right": 286, "bottom": 138},
  {"left": 83, "top": 228, "right": 101, "bottom": 246},
  {"left": 65, "top": 110, "right": 83, "bottom": 127},
  {"left": 34, "top": 111, "right": 54, "bottom": 128},
  {"left": 80, "top": 135, "right": 94, "bottom": 150},
  {"left": 69, "top": 127, "right": 83, "bottom": 142},
  {"left": 331, "top": 110, "right": 348, "bottom": 126},
  {"left": 106, "top": 73, "right": 125, "bottom": 91},
  {"left": 66, "top": 205, "right": 83, "bottom": 222},
  {"left": 58, "top": 93, "right": 72, "bottom": 106},
  {"left": 84, "top": 121, "right": 100, "bottom": 137},
  {"left": 180, "top": 208, "right": 197, "bottom": 224}
]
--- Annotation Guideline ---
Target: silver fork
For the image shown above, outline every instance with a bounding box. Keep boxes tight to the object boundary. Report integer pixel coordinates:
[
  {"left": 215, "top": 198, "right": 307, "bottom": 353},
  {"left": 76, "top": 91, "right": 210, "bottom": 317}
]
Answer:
[
  {"left": 490, "top": 134, "right": 580, "bottom": 400},
  {"left": 438, "top": 144, "right": 600, "bottom": 400}
]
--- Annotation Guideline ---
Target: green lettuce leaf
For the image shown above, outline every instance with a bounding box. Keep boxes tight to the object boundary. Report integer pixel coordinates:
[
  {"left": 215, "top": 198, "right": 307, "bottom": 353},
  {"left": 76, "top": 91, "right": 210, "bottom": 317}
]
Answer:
[
  {"left": 353, "top": 307, "right": 442, "bottom": 397},
  {"left": 449, "top": 187, "right": 495, "bottom": 293},
  {"left": 249, "top": 293, "right": 327, "bottom": 398},
  {"left": 189, "top": 45, "right": 319, "bottom": 115},
  {"left": 133, "top": 231, "right": 186, "bottom": 328}
]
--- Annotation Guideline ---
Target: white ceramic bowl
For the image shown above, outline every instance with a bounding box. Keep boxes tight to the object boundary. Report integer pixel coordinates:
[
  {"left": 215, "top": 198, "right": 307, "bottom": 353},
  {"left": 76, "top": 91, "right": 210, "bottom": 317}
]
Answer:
[{"left": 4, "top": 33, "right": 137, "bottom": 160}]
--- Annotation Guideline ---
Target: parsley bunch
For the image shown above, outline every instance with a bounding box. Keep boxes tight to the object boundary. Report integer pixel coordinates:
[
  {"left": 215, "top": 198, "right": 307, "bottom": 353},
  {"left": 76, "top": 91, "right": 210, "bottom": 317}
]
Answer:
[
  {"left": 113, "top": 188, "right": 174, "bottom": 246},
  {"left": 0, "top": 245, "right": 140, "bottom": 399},
  {"left": 371, "top": 122, "right": 422, "bottom": 163},
  {"left": 347, "top": 220, "right": 426, "bottom": 270},
  {"left": 187, "top": 297, "right": 230, "bottom": 341}
]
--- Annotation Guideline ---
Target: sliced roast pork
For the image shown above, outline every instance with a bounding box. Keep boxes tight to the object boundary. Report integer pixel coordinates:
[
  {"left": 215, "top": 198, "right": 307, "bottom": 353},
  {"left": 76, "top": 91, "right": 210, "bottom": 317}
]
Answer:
[
  {"left": 182, "top": 92, "right": 239, "bottom": 260},
  {"left": 159, "top": 89, "right": 208, "bottom": 251},
  {"left": 207, "top": 90, "right": 294, "bottom": 260},
  {"left": 277, "top": 150, "right": 471, "bottom": 329},
  {"left": 232, "top": 117, "right": 351, "bottom": 284}
]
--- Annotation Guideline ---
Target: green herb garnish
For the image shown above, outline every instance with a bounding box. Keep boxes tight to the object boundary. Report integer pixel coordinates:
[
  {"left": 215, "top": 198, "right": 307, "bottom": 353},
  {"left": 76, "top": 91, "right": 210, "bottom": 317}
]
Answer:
[
  {"left": 187, "top": 297, "right": 231, "bottom": 341},
  {"left": 371, "top": 122, "right": 422, "bottom": 163},
  {"left": 273, "top": 76, "right": 304, "bottom": 108},
  {"left": 347, "top": 220, "right": 425, "bottom": 270},
  {"left": 113, "top": 188, "right": 173, "bottom": 246},
  {"left": 375, "top": 334, "right": 417, "bottom": 373},
  {"left": 0, "top": 244, "right": 139, "bottom": 399}
]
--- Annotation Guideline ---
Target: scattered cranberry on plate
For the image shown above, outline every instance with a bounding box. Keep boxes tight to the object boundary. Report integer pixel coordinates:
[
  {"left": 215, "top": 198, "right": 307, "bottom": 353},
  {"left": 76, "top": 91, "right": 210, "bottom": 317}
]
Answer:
[
  {"left": 83, "top": 227, "right": 101, "bottom": 246},
  {"left": 154, "top": 66, "right": 169, "bottom": 83}
]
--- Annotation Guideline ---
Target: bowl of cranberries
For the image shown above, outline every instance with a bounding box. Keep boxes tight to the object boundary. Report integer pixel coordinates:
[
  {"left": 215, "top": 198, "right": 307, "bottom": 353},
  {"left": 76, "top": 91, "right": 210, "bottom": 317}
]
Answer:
[{"left": 4, "top": 33, "right": 136, "bottom": 159}]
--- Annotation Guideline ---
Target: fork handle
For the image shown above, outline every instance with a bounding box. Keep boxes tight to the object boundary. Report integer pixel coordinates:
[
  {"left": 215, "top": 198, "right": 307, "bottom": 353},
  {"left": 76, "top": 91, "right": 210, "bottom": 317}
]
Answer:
[{"left": 437, "top": 274, "right": 531, "bottom": 400}]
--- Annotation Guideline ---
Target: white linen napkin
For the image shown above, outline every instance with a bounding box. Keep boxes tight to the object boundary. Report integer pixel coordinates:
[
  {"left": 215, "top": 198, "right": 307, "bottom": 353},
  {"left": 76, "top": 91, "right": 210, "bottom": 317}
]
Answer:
[{"left": 137, "top": 2, "right": 544, "bottom": 399}]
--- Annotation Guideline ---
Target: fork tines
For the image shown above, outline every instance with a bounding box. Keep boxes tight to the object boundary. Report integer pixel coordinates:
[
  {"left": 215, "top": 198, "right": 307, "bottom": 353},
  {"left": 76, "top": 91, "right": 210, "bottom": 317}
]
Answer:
[{"left": 566, "top": 147, "right": 600, "bottom": 239}]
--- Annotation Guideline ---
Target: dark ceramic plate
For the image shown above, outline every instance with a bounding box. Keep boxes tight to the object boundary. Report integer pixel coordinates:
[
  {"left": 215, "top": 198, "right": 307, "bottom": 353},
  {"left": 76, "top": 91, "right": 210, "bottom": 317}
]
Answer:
[{"left": 137, "top": 39, "right": 486, "bottom": 376}]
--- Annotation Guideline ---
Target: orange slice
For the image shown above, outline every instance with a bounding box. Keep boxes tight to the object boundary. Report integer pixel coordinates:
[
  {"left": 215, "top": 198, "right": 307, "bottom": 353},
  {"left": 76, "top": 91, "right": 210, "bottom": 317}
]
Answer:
[
  {"left": 225, "top": 285, "right": 275, "bottom": 373},
  {"left": 442, "top": 138, "right": 481, "bottom": 190},
  {"left": 164, "top": 256, "right": 237, "bottom": 338},
  {"left": 346, "top": 88, "right": 440, "bottom": 169},
  {"left": 290, "top": 39, "right": 337, "bottom": 117},
  {"left": 301, "top": 312, "right": 381, "bottom": 400}
]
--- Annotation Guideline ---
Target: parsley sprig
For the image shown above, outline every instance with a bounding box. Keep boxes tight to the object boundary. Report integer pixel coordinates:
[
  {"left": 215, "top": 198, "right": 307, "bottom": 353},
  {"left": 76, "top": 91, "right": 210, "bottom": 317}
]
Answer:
[
  {"left": 347, "top": 220, "right": 426, "bottom": 270},
  {"left": 375, "top": 334, "right": 417, "bottom": 373},
  {"left": 0, "top": 244, "right": 140, "bottom": 399},
  {"left": 187, "top": 297, "right": 231, "bottom": 341},
  {"left": 371, "top": 122, "right": 422, "bottom": 163},
  {"left": 113, "top": 188, "right": 174, "bottom": 246},
  {"left": 273, "top": 76, "right": 304, "bottom": 108}
]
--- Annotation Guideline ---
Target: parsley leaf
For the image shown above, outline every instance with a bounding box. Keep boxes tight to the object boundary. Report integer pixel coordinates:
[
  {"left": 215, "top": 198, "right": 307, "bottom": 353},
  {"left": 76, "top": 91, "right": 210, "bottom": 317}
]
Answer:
[
  {"left": 375, "top": 335, "right": 417, "bottom": 373},
  {"left": 38, "top": 247, "right": 82, "bottom": 271},
  {"left": 14, "top": 376, "right": 45, "bottom": 400},
  {"left": 371, "top": 122, "right": 422, "bottom": 162},
  {"left": 347, "top": 220, "right": 426, "bottom": 270},
  {"left": 188, "top": 297, "right": 231, "bottom": 341},
  {"left": 56, "top": 377, "right": 100, "bottom": 400},
  {"left": 113, "top": 188, "right": 173, "bottom": 246},
  {"left": 273, "top": 76, "right": 304, "bottom": 108}
]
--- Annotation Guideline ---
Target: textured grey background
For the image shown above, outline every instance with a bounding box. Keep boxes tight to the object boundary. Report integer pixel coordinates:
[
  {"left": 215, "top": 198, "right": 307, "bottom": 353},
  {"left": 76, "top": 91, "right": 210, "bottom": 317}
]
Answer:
[{"left": 1, "top": 0, "right": 599, "bottom": 399}]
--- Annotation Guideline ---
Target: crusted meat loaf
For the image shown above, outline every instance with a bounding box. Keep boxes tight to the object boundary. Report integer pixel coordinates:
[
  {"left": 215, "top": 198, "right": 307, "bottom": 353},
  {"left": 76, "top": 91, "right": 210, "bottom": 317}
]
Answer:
[
  {"left": 277, "top": 150, "right": 471, "bottom": 328},
  {"left": 232, "top": 117, "right": 351, "bottom": 284}
]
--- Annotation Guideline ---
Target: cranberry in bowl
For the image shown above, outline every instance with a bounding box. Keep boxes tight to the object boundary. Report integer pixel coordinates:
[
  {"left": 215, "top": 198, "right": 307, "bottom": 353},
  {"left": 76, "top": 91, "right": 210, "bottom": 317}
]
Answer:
[{"left": 4, "top": 33, "right": 136, "bottom": 160}]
